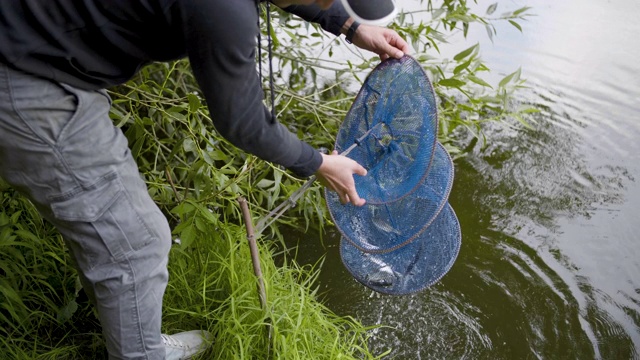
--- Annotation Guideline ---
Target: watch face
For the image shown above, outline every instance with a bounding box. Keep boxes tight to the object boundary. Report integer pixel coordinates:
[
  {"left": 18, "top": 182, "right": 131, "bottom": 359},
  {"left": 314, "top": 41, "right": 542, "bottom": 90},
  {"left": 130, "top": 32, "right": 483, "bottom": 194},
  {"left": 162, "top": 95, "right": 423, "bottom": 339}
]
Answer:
[{"left": 340, "top": 0, "right": 398, "bottom": 26}]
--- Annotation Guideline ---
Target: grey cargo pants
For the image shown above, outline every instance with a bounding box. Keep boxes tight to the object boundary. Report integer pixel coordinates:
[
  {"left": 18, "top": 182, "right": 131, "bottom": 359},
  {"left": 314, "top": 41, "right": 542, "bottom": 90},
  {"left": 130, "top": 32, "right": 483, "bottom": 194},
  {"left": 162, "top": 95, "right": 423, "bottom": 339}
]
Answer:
[{"left": 0, "top": 63, "right": 172, "bottom": 360}]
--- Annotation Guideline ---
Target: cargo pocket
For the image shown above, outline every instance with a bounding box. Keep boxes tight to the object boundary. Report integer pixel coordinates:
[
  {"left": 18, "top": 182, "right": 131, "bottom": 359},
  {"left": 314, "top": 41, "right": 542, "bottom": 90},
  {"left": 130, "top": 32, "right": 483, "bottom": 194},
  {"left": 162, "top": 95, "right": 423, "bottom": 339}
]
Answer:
[{"left": 49, "top": 172, "right": 156, "bottom": 270}]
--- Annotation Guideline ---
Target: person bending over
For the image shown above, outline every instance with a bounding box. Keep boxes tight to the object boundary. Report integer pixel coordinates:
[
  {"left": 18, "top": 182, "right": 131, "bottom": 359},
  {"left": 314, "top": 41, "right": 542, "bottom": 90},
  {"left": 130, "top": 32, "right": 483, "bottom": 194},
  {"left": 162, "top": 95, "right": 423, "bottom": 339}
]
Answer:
[{"left": 0, "top": 0, "right": 409, "bottom": 358}]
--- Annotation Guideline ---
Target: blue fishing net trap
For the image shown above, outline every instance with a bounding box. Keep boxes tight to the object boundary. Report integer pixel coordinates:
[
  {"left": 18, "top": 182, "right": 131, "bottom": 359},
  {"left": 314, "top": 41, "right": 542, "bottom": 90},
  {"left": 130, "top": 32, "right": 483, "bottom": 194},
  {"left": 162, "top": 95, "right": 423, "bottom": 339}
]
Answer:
[{"left": 325, "top": 55, "right": 461, "bottom": 295}]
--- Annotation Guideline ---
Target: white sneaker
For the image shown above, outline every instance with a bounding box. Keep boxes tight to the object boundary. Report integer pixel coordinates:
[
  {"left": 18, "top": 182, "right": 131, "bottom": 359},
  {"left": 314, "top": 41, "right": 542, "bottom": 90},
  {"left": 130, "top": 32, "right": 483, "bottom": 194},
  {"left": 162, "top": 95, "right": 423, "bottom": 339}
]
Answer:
[{"left": 162, "top": 330, "right": 212, "bottom": 360}]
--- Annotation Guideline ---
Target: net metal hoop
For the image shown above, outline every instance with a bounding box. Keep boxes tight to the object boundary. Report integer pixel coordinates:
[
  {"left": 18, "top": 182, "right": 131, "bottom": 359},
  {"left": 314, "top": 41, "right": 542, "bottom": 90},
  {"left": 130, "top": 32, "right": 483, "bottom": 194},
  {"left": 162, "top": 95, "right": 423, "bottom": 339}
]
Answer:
[
  {"left": 327, "top": 142, "right": 454, "bottom": 254},
  {"left": 330, "top": 56, "right": 439, "bottom": 206},
  {"left": 326, "top": 55, "right": 461, "bottom": 295},
  {"left": 340, "top": 203, "right": 461, "bottom": 295}
]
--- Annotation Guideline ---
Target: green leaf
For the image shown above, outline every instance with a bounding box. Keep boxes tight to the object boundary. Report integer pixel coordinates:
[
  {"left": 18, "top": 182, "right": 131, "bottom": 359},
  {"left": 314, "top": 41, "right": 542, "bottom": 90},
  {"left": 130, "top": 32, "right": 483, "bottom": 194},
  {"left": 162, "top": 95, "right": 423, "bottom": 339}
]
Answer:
[
  {"left": 477, "top": 63, "right": 491, "bottom": 72},
  {"left": 199, "top": 209, "right": 219, "bottom": 225},
  {"left": 179, "top": 225, "right": 196, "bottom": 248},
  {"left": 182, "top": 137, "right": 197, "bottom": 153},
  {"left": 141, "top": 116, "right": 155, "bottom": 126},
  {"left": 187, "top": 93, "right": 201, "bottom": 113},
  {"left": 10, "top": 211, "right": 22, "bottom": 224},
  {"left": 468, "top": 75, "right": 493, "bottom": 88},
  {"left": 519, "top": 106, "right": 540, "bottom": 114},
  {"left": 171, "top": 202, "right": 196, "bottom": 216},
  {"left": 453, "top": 43, "right": 478, "bottom": 61},
  {"left": 514, "top": 114, "right": 534, "bottom": 129},
  {"left": 0, "top": 228, "right": 15, "bottom": 244},
  {"left": 509, "top": 20, "right": 523, "bottom": 32},
  {"left": 57, "top": 300, "right": 78, "bottom": 324},
  {"left": 432, "top": 8, "right": 446, "bottom": 19},
  {"left": 205, "top": 150, "right": 226, "bottom": 162},
  {"left": 513, "top": 6, "right": 531, "bottom": 16},
  {"left": 0, "top": 280, "right": 23, "bottom": 305},
  {"left": 114, "top": 112, "right": 131, "bottom": 128},
  {"left": 486, "top": 3, "right": 498, "bottom": 15},
  {"left": 131, "top": 136, "right": 145, "bottom": 159},
  {"left": 194, "top": 217, "right": 208, "bottom": 232},
  {"left": 485, "top": 24, "right": 494, "bottom": 42},
  {"left": 498, "top": 68, "right": 521, "bottom": 88},
  {"left": 172, "top": 219, "right": 191, "bottom": 235},
  {"left": 15, "top": 229, "right": 40, "bottom": 242},
  {"left": 257, "top": 179, "right": 274, "bottom": 188},
  {"left": 453, "top": 59, "right": 473, "bottom": 75},
  {"left": 427, "top": 29, "right": 447, "bottom": 44},
  {"left": 438, "top": 78, "right": 466, "bottom": 88},
  {"left": 201, "top": 150, "right": 214, "bottom": 165}
]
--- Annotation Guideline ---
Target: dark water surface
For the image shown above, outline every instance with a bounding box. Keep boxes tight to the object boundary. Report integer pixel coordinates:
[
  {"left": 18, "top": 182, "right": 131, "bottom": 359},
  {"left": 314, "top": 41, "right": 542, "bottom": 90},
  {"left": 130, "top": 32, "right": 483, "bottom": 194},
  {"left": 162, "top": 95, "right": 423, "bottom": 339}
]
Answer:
[{"left": 286, "top": 0, "right": 640, "bottom": 358}]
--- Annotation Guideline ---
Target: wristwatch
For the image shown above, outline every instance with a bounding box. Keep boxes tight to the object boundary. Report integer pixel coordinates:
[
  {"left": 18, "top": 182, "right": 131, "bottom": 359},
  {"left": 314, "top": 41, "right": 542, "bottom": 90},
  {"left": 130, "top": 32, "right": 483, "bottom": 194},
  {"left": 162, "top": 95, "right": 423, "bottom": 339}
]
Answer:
[{"left": 344, "top": 19, "right": 360, "bottom": 44}]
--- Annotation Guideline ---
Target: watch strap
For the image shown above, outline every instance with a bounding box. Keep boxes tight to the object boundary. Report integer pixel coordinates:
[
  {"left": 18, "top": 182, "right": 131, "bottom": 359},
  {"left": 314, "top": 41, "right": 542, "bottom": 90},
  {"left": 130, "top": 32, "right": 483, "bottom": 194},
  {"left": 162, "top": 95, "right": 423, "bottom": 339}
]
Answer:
[{"left": 345, "top": 21, "right": 360, "bottom": 44}]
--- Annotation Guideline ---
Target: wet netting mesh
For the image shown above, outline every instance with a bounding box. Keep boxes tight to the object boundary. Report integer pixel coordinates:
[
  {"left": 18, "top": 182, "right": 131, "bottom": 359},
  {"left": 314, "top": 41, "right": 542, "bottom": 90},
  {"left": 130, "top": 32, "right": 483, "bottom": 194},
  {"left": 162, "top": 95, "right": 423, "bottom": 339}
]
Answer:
[{"left": 325, "top": 55, "right": 461, "bottom": 295}]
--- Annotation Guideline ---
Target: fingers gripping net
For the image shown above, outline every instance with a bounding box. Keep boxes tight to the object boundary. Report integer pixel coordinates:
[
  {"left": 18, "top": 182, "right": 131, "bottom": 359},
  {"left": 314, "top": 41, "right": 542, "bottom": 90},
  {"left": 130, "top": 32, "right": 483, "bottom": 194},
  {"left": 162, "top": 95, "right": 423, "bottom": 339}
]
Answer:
[
  {"left": 326, "top": 56, "right": 461, "bottom": 295},
  {"left": 328, "top": 143, "right": 454, "bottom": 253}
]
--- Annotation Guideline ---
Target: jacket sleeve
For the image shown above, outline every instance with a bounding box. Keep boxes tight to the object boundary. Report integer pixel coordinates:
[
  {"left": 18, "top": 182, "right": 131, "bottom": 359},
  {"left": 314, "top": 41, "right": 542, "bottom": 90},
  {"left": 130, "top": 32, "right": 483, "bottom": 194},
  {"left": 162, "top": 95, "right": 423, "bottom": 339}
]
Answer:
[
  {"left": 179, "top": 0, "right": 322, "bottom": 177},
  {"left": 281, "top": 2, "right": 350, "bottom": 36}
]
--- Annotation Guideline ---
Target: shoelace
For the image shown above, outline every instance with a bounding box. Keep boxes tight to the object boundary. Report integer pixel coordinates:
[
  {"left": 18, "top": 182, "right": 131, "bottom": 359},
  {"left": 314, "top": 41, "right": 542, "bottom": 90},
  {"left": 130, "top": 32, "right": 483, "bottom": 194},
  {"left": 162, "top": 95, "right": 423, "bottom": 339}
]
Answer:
[{"left": 161, "top": 334, "right": 188, "bottom": 349}]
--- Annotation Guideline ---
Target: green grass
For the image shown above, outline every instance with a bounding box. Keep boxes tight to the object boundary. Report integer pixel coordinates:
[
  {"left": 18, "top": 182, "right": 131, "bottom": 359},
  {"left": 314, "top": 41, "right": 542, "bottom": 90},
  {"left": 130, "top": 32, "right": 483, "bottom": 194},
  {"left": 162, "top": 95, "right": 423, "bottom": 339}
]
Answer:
[
  {"left": 0, "top": 183, "right": 105, "bottom": 359},
  {"left": 0, "top": 183, "right": 381, "bottom": 359},
  {"left": 164, "top": 221, "right": 382, "bottom": 359}
]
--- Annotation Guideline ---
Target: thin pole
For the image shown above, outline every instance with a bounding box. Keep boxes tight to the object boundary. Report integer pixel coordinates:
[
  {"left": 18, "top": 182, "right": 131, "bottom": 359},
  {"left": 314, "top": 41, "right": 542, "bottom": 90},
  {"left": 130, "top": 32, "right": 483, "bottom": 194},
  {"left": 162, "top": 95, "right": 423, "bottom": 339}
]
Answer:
[{"left": 237, "top": 197, "right": 267, "bottom": 310}]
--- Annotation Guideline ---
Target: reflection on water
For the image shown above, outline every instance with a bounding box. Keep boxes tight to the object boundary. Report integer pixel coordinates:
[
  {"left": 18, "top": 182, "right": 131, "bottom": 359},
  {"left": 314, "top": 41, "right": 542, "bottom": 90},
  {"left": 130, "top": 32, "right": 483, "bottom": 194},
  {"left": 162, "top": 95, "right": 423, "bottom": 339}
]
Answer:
[{"left": 283, "top": 0, "right": 640, "bottom": 358}]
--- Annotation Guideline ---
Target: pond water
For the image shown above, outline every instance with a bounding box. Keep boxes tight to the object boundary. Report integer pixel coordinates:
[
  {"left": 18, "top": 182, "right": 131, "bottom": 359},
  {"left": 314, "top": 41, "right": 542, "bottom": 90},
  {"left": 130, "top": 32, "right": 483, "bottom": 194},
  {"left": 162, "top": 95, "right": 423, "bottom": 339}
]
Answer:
[{"left": 286, "top": 0, "right": 640, "bottom": 358}]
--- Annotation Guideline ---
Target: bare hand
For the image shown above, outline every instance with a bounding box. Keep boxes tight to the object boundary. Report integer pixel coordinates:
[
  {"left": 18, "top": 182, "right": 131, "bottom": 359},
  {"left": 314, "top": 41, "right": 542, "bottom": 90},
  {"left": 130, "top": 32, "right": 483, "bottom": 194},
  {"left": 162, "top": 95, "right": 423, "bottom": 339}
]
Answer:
[
  {"left": 315, "top": 151, "right": 367, "bottom": 206},
  {"left": 351, "top": 24, "right": 411, "bottom": 61}
]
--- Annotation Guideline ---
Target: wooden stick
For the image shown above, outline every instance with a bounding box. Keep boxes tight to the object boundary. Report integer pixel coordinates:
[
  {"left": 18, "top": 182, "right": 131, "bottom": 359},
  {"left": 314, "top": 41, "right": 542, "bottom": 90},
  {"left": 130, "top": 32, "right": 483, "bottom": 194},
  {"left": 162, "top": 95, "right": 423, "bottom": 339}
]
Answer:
[
  {"left": 165, "top": 166, "right": 182, "bottom": 202},
  {"left": 237, "top": 197, "right": 267, "bottom": 310}
]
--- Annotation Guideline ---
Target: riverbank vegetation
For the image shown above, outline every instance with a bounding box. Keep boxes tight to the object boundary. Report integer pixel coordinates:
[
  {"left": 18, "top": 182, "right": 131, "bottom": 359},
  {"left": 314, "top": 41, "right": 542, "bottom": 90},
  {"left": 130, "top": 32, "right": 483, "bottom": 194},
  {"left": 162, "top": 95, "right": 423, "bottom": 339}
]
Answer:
[{"left": 0, "top": 2, "right": 531, "bottom": 358}]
